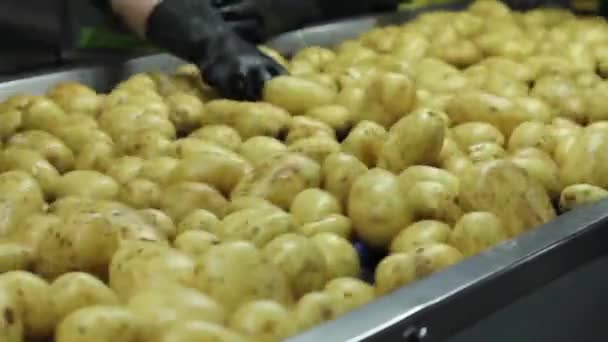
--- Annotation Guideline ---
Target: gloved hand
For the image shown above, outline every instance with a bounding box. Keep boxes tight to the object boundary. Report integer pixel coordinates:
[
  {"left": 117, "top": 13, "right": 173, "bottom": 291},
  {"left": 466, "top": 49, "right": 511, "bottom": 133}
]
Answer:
[
  {"left": 213, "top": 0, "right": 401, "bottom": 41},
  {"left": 146, "top": 0, "right": 286, "bottom": 101},
  {"left": 501, "top": 0, "right": 571, "bottom": 11}
]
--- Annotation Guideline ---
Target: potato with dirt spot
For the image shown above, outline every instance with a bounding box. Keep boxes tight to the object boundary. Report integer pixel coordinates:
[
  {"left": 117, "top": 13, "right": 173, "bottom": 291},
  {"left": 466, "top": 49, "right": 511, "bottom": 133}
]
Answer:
[
  {"left": 217, "top": 208, "right": 295, "bottom": 247},
  {"left": 348, "top": 169, "right": 413, "bottom": 248},
  {"left": 0, "top": 244, "right": 32, "bottom": 273},
  {"left": 460, "top": 159, "right": 556, "bottom": 237},
  {"left": 0, "top": 288, "right": 23, "bottom": 342},
  {"left": 190, "top": 125, "right": 242, "bottom": 151},
  {"left": 231, "top": 153, "right": 321, "bottom": 210},
  {"left": 128, "top": 285, "right": 226, "bottom": 342},
  {"left": 50, "top": 272, "right": 119, "bottom": 322},
  {"left": 449, "top": 212, "right": 508, "bottom": 257},
  {"left": 413, "top": 243, "right": 464, "bottom": 279},
  {"left": 293, "top": 291, "right": 345, "bottom": 332},
  {"left": 559, "top": 184, "right": 608, "bottom": 212},
  {"left": 229, "top": 300, "right": 297, "bottom": 342},
  {"left": 342, "top": 120, "right": 387, "bottom": 168},
  {"left": 379, "top": 109, "right": 445, "bottom": 173},
  {"left": 508, "top": 122, "right": 556, "bottom": 155},
  {"left": 8, "top": 130, "right": 74, "bottom": 173},
  {"left": 119, "top": 178, "right": 161, "bottom": 209},
  {"left": 322, "top": 152, "right": 368, "bottom": 207},
  {"left": 173, "top": 230, "right": 220, "bottom": 258},
  {"left": 117, "top": 129, "right": 173, "bottom": 159},
  {"left": 55, "top": 306, "right": 141, "bottom": 342},
  {"left": 0, "top": 271, "right": 53, "bottom": 338},
  {"left": 406, "top": 181, "right": 462, "bottom": 224},
  {"left": 264, "top": 234, "right": 327, "bottom": 298},
  {"left": 109, "top": 241, "right": 195, "bottom": 301},
  {"left": 375, "top": 253, "right": 417, "bottom": 296},
  {"left": 390, "top": 220, "right": 451, "bottom": 254},
  {"left": 160, "top": 182, "right": 228, "bottom": 221},
  {"left": 324, "top": 278, "right": 374, "bottom": 314},
  {"left": 194, "top": 241, "right": 293, "bottom": 312},
  {"left": 202, "top": 100, "right": 291, "bottom": 139}
]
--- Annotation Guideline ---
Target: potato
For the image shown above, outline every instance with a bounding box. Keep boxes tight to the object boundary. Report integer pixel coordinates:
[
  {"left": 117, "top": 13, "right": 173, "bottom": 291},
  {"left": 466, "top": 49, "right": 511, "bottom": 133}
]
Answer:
[
  {"left": 288, "top": 136, "right": 341, "bottom": 164},
  {"left": 176, "top": 209, "right": 220, "bottom": 236},
  {"left": 467, "top": 142, "right": 506, "bottom": 163},
  {"left": 0, "top": 109, "right": 22, "bottom": 140},
  {"left": 55, "top": 306, "right": 141, "bottom": 342},
  {"left": 0, "top": 271, "right": 53, "bottom": 338},
  {"left": 406, "top": 181, "right": 462, "bottom": 224},
  {"left": 509, "top": 148, "right": 561, "bottom": 198},
  {"left": 415, "top": 60, "right": 469, "bottom": 94},
  {"left": 239, "top": 137, "right": 287, "bottom": 168},
  {"left": 47, "top": 82, "right": 102, "bottom": 117},
  {"left": 292, "top": 46, "right": 336, "bottom": 68},
  {"left": 174, "top": 230, "right": 220, "bottom": 258},
  {"left": 412, "top": 243, "right": 464, "bottom": 279},
  {"left": 0, "top": 172, "right": 45, "bottom": 236},
  {"left": 305, "top": 105, "right": 353, "bottom": 137},
  {"left": 264, "top": 234, "right": 327, "bottom": 297},
  {"left": 264, "top": 76, "right": 336, "bottom": 114},
  {"left": 8, "top": 130, "right": 74, "bottom": 173},
  {"left": 298, "top": 214, "right": 353, "bottom": 239},
  {"left": 379, "top": 109, "right": 445, "bottom": 173},
  {"left": 286, "top": 116, "right": 336, "bottom": 145},
  {"left": 348, "top": 169, "right": 412, "bottom": 248},
  {"left": 109, "top": 241, "right": 195, "bottom": 300},
  {"left": 138, "top": 209, "right": 176, "bottom": 240},
  {"left": 451, "top": 122, "right": 505, "bottom": 151},
  {"left": 20, "top": 96, "right": 68, "bottom": 133},
  {"left": 226, "top": 196, "right": 279, "bottom": 214},
  {"left": 160, "top": 321, "right": 247, "bottom": 342},
  {"left": 105, "top": 157, "right": 143, "bottom": 185},
  {"left": 559, "top": 184, "right": 608, "bottom": 212},
  {"left": 480, "top": 57, "right": 535, "bottom": 83},
  {"left": 449, "top": 212, "right": 508, "bottom": 257},
  {"left": 216, "top": 208, "right": 295, "bottom": 247},
  {"left": 231, "top": 153, "right": 321, "bottom": 210},
  {"left": 118, "top": 178, "right": 161, "bottom": 209},
  {"left": 293, "top": 291, "right": 344, "bottom": 331},
  {"left": 74, "top": 140, "right": 116, "bottom": 172},
  {"left": 117, "top": 129, "right": 173, "bottom": 158},
  {"left": 375, "top": 253, "right": 417, "bottom": 296},
  {"left": 324, "top": 277, "right": 374, "bottom": 314},
  {"left": 531, "top": 74, "right": 587, "bottom": 124},
  {"left": 0, "top": 147, "right": 60, "bottom": 198},
  {"left": 321, "top": 153, "right": 367, "bottom": 207},
  {"left": 585, "top": 82, "right": 608, "bottom": 122},
  {"left": 160, "top": 182, "right": 228, "bottom": 221},
  {"left": 365, "top": 72, "right": 416, "bottom": 127},
  {"left": 54, "top": 126, "right": 111, "bottom": 154},
  {"left": 55, "top": 170, "right": 119, "bottom": 200},
  {"left": 140, "top": 157, "right": 179, "bottom": 185},
  {"left": 229, "top": 300, "right": 297, "bottom": 342},
  {"left": 447, "top": 91, "right": 532, "bottom": 137},
  {"left": 0, "top": 288, "right": 23, "bottom": 342},
  {"left": 290, "top": 188, "right": 342, "bottom": 225},
  {"left": 390, "top": 220, "right": 451, "bottom": 254},
  {"left": 168, "top": 148, "right": 252, "bottom": 196},
  {"left": 0, "top": 244, "right": 32, "bottom": 273},
  {"left": 398, "top": 166, "right": 459, "bottom": 198},
  {"left": 99, "top": 105, "right": 175, "bottom": 140},
  {"left": 165, "top": 92, "right": 204, "bottom": 133},
  {"left": 508, "top": 122, "right": 556, "bottom": 155},
  {"left": 190, "top": 125, "right": 242, "bottom": 151},
  {"left": 203, "top": 100, "right": 291, "bottom": 139},
  {"left": 560, "top": 129, "right": 608, "bottom": 189},
  {"left": 483, "top": 72, "right": 529, "bottom": 98},
  {"left": 194, "top": 241, "right": 293, "bottom": 312},
  {"left": 128, "top": 285, "right": 225, "bottom": 341},
  {"left": 50, "top": 272, "right": 119, "bottom": 321},
  {"left": 438, "top": 137, "right": 465, "bottom": 163},
  {"left": 342, "top": 120, "right": 387, "bottom": 168},
  {"left": 460, "top": 160, "right": 556, "bottom": 237}
]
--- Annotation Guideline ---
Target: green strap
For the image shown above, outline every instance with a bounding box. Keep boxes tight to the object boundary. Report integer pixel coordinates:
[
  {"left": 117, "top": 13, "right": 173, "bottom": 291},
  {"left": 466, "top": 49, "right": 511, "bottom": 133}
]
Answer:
[{"left": 78, "top": 27, "right": 159, "bottom": 52}]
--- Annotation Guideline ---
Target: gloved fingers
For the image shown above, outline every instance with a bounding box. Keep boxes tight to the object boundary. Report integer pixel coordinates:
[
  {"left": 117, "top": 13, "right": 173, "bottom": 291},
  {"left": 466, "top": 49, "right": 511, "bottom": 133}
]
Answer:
[
  {"left": 217, "top": 2, "right": 258, "bottom": 20},
  {"left": 210, "top": 0, "right": 240, "bottom": 8},
  {"left": 228, "top": 19, "right": 264, "bottom": 42}
]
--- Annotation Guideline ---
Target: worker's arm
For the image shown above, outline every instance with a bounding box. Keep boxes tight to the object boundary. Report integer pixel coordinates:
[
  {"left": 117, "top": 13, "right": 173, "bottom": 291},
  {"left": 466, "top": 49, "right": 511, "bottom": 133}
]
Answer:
[
  {"left": 214, "top": 0, "right": 401, "bottom": 40},
  {"left": 92, "top": 0, "right": 286, "bottom": 100}
]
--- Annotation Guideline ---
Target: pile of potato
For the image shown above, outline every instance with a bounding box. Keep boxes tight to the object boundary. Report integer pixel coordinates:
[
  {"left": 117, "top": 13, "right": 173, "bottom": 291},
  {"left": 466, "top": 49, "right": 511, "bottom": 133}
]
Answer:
[{"left": 0, "top": 0, "right": 607, "bottom": 340}]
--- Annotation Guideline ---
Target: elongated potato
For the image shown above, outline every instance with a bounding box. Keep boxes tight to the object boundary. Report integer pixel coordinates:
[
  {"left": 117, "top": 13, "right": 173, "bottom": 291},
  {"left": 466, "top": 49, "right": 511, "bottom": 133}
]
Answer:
[
  {"left": 379, "top": 108, "right": 445, "bottom": 173},
  {"left": 216, "top": 208, "right": 295, "bottom": 247},
  {"left": 322, "top": 152, "right": 368, "bottom": 206},
  {"left": 264, "top": 76, "right": 336, "bottom": 115},
  {"left": 55, "top": 170, "right": 119, "bottom": 200},
  {"left": 449, "top": 212, "right": 508, "bottom": 257},
  {"left": 390, "top": 220, "right": 451, "bottom": 254},
  {"left": 460, "top": 160, "right": 556, "bottom": 237},
  {"left": 559, "top": 184, "right": 608, "bottom": 212},
  {"left": 342, "top": 120, "right": 387, "bottom": 168},
  {"left": 348, "top": 169, "right": 413, "bottom": 248}
]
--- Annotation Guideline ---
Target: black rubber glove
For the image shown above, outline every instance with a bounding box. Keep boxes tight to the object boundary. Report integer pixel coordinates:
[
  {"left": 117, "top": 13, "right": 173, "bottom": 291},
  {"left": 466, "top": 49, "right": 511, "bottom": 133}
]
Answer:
[
  {"left": 146, "top": 0, "right": 286, "bottom": 101},
  {"left": 501, "top": 0, "right": 571, "bottom": 11},
  {"left": 213, "top": 0, "right": 401, "bottom": 41}
]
